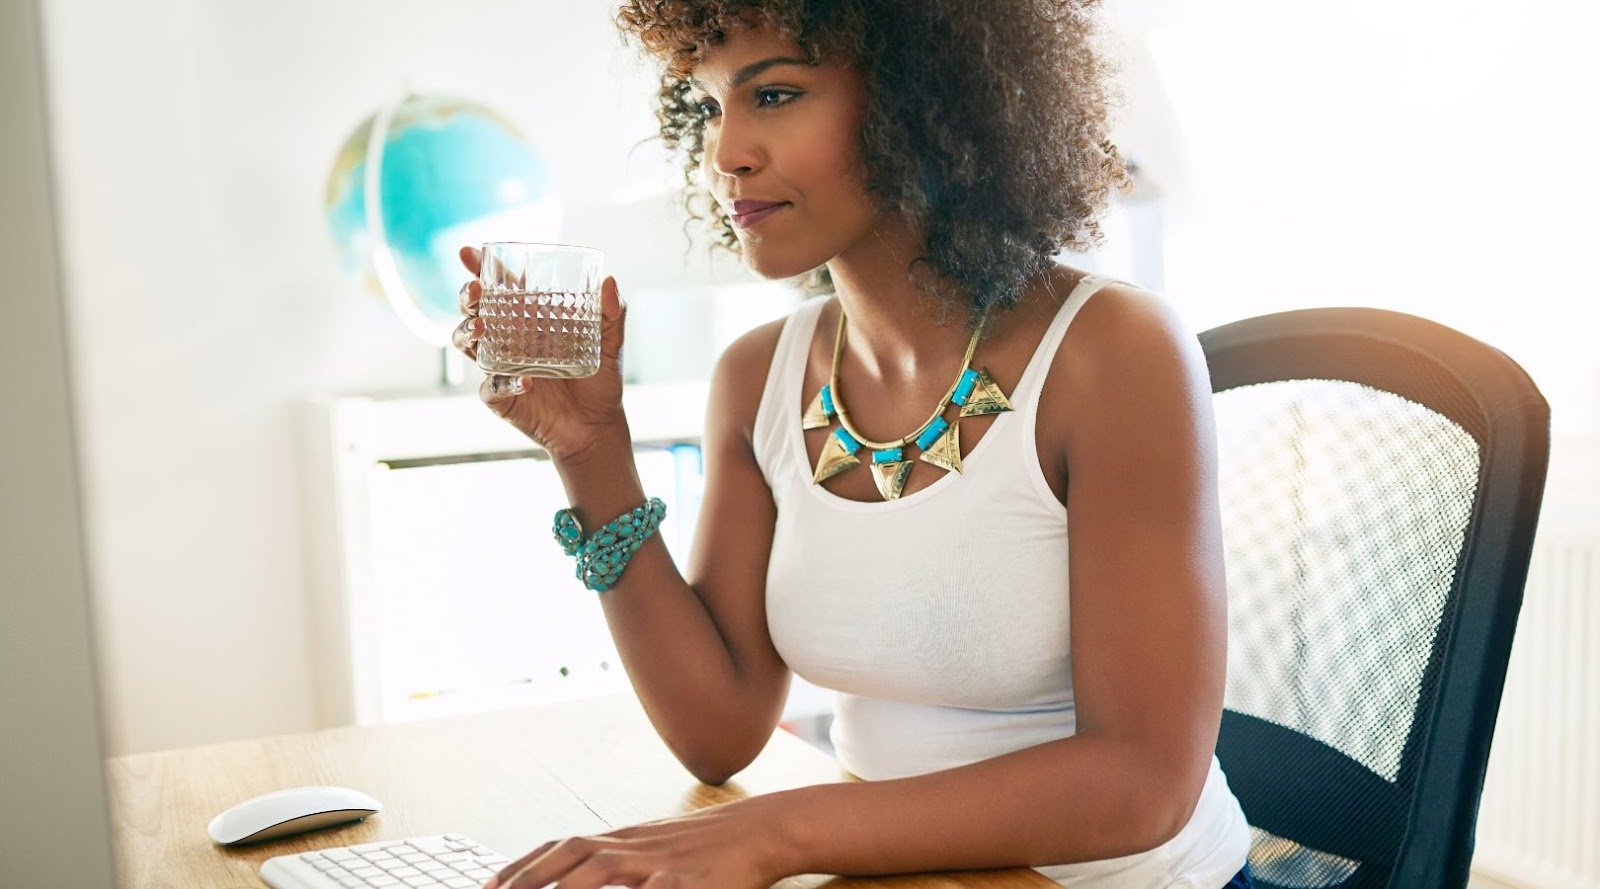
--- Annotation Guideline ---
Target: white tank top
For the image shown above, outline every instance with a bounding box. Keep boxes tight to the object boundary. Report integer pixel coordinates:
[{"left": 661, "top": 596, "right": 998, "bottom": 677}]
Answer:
[{"left": 752, "top": 276, "right": 1251, "bottom": 888}]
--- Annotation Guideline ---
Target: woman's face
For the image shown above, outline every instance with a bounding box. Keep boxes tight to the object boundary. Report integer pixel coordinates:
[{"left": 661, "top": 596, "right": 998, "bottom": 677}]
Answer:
[{"left": 689, "top": 26, "right": 876, "bottom": 279}]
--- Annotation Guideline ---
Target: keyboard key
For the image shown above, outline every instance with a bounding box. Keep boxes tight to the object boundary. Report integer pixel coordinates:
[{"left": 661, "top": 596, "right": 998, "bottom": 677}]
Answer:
[
  {"left": 406, "top": 836, "right": 453, "bottom": 856},
  {"left": 261, "top": 834, "right": 510, "bottom": 889}
]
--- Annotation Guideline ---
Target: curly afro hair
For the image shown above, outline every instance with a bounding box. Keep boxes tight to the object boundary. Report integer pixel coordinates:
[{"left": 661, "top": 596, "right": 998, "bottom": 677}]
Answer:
[{"left": 616, "top": 0, "right": 1131, "bottom": 324}]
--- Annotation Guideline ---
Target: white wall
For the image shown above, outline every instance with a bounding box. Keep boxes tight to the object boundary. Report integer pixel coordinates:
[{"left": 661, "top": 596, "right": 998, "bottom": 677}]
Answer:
[
  {"left": 37, "top": 0, "right": 753, "bottom": 755},
  {"left": 1108, "top": 0, "right": 1600, "bottom": 431}
]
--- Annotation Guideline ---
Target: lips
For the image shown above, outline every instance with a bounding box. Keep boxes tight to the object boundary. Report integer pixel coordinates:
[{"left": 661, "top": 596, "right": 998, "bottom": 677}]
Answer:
[{"left": 730, "top": 199, "right": 789, "bottom": 229}]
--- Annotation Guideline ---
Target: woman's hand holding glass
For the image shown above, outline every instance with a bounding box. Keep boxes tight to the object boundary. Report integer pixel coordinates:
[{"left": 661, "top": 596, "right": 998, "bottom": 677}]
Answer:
[{"left": 452, "top": 245, "right": 630, "bottom": 462}]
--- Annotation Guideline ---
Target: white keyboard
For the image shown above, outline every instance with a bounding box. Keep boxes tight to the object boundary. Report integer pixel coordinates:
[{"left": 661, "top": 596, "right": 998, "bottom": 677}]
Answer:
[{"left": 260, "top": 833, "right": 512, "bottom": 889}]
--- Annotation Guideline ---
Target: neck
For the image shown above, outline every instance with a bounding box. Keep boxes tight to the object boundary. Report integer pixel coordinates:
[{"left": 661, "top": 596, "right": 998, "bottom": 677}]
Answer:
[{"left": 824, "top": 211, "right": 975, "bottom": 383}]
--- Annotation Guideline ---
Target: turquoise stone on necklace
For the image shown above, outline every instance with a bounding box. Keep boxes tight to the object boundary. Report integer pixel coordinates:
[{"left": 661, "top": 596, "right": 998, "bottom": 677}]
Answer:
[
  {"left": 871, "top": 447, "right": 904, "bottom": 464},
  {"left": 915, "top": 416, "right": 950, "bottom": 451},
  {"left": 950, "top": 369, "right": 980, "bottom": 406}
]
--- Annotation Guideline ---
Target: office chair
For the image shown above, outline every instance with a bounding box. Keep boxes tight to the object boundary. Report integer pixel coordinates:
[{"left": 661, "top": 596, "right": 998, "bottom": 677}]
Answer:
[{"left": 1200, "top": 307, "right": 1550, "bottom": 889}]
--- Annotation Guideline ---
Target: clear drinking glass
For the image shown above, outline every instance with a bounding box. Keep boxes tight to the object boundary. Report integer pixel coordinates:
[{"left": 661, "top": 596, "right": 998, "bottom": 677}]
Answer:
[{"left": 475, "top": 242, "right": 604, "bottom": 378}]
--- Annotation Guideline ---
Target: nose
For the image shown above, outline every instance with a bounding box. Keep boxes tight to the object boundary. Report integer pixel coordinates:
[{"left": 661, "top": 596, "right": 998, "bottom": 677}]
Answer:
[{"left": 705, "top": 111, "right": 762, "bottom": 179}]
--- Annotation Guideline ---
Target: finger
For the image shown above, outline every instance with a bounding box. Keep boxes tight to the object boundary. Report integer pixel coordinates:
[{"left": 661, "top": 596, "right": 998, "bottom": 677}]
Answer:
[
  {"left": 600, "top": 815, "right": 694, "bottom": 839},
  {"left": 484, "top": 840, "right": 556, "bottom": 889},
  {"left": 516, "top": 849, "right": 636, "bottom": 889},
  {"left": 458, "top": 244, "right": 482, "bottom": 276},
  {"left": 498, "top": 837, "right": 602, "bottom": 889},
  {"left": 458, "top": 279, "right": 481, "bottom": 317},
  {"left": 480, "top": 373, "right": 527, "bottom": 410},
  {"left": 451, "top": 315, "right": 482, "bottom": 359},
  {"left": 601, "top": 275, "right": 624, "bottom": 323},
  {"left": 598, "top": 276, "right": 627, "bottom": 365}
]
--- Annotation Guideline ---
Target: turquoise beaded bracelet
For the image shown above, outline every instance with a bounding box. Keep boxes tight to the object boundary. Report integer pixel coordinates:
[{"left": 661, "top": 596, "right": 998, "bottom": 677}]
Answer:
[{"left": 551, "top": 497, "right": 667, "bottom": 592}]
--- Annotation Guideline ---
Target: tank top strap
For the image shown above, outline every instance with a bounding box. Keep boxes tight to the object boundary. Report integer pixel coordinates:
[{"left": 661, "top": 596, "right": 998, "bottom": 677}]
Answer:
[
  {"left": 1008, "top": 273, "right": 1119, "bottom": 408},
  {"left": 752, "top": 295, "right": 830, "bottom": 486}
]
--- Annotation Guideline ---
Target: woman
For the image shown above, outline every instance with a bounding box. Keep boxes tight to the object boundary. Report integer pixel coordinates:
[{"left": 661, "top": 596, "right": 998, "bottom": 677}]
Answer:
[{"left": 457, "top": 1, "right": 1253, "bottom": 887}]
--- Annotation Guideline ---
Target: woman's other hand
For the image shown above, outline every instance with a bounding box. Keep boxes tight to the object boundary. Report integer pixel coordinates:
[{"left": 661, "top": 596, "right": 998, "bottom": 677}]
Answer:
[
  {"left": 483, "top": 798, "right": 795, "bottom": 889},
  {"left": 452, "top": 245, "right": 630, "bottom": 462}
]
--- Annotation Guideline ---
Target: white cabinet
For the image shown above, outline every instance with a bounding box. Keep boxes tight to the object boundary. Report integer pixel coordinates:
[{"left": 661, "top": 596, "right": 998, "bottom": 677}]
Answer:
[
  {"left": 299, "top": 382, "right": 832, "bottom": 731},
  {"left": 358, "top": 445, "right": 696, "bottom": 723}
]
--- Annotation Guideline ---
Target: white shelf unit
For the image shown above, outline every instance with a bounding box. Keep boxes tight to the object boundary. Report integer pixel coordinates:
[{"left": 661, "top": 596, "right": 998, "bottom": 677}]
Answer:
[{"left": 299, "top": 381, "right": 833, "bottom": 731}]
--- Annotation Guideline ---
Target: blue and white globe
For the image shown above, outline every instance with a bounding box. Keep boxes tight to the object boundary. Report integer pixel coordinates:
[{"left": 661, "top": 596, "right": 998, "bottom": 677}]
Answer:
[{"left": 324, "top": 94, "right": 562, "bottom": 345}]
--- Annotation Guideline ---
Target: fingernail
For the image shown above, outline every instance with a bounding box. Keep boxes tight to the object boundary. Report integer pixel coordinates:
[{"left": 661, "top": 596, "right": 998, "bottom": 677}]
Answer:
[{"left": 492, "top": 375, "right": 526, "bottom": 397}]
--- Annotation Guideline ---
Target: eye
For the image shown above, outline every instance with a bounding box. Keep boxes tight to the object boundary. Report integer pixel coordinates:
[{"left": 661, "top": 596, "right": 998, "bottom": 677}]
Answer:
[
  {"left": 754, "top": 87, "right": 801, "bottom": 108},
  {"left": 693, "top": 97, "right": 721, "bottom": 121}
]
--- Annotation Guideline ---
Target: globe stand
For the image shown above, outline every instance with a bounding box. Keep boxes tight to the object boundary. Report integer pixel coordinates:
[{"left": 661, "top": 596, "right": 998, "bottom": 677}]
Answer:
[{"left": 439, "top": 347, "right": 469, "bottom": 389}]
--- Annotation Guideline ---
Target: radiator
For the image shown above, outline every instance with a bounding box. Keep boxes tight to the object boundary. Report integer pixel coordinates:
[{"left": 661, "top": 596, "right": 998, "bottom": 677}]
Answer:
[{"left": 1473, "top": 433, "right": 1600, "bottom": 889}]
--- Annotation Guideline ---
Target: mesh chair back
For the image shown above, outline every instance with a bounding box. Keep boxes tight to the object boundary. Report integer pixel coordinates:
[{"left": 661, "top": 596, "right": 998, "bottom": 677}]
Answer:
[{"left": 1201, "top": 308, "right": 1549, "bottom": 889}]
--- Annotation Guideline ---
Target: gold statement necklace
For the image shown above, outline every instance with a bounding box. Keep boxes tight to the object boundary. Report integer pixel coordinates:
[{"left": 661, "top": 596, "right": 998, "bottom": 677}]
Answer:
[{"left": 804, "top": 306, "right": 1014, "bottom": 501}]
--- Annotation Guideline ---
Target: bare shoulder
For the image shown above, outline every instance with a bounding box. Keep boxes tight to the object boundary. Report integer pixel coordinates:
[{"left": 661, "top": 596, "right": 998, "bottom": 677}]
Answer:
[
  {"left": 1050, "top": 276, "right": 1208, "bottom": 406},
  {"left": 1069, "top": 278, "right": 1195, "bottom": 361},
  {"left": 1035, "top": 275, "right": 1214, "bottom": 496}
]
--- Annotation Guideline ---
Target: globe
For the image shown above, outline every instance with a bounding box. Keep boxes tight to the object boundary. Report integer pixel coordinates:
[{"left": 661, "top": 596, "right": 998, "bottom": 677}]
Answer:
[{"left": 324, "top": 94, "right": 562, "bottom": 346}]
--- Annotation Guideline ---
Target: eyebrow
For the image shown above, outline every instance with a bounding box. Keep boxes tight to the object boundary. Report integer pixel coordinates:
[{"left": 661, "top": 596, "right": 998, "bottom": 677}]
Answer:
[{"left": 690, "top": 55, "right": 813, "bottom": 91}]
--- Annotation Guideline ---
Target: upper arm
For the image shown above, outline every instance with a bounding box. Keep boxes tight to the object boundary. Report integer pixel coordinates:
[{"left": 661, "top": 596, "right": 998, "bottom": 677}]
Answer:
[
  {"left": 684, "top": 318, "right": 790, "bottom": 702},
  {"left": 1050, "top": 285, "right": 1226, "bottom": 803}
]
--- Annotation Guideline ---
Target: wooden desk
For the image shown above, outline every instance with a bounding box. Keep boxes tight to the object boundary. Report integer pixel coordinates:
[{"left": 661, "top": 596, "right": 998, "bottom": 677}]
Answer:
[{"left": 107, "top": 693, "right": 1055, "bottom": 888}]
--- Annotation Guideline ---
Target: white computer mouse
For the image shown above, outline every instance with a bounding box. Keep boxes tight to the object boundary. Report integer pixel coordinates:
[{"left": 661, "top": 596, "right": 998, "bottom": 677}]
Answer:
[{"left": 207, "top": 785, "right": 382, "bottom": 845}]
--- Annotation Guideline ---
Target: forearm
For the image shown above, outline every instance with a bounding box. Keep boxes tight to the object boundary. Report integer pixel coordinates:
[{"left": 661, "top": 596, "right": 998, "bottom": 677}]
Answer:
[
  {"left": 762, "top": 733, "right": 1196, "bottom": 877},
  {"left": 553, "top": 429, "right": 776, "bottom": 783}
]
